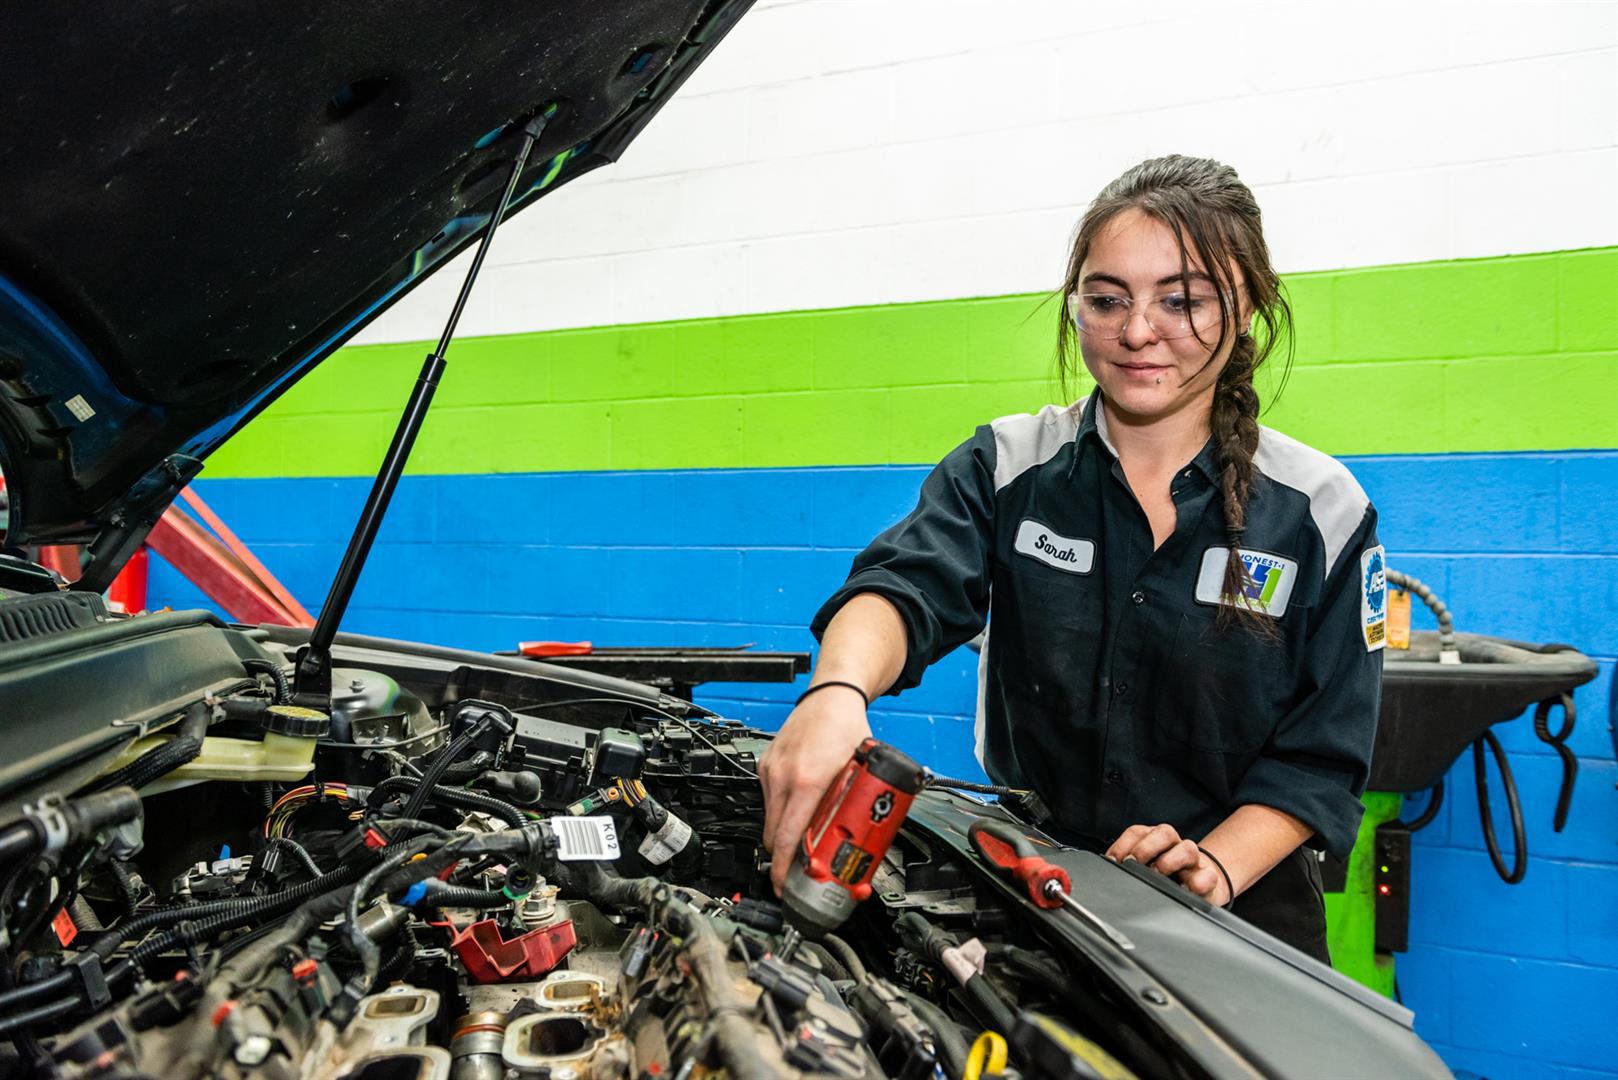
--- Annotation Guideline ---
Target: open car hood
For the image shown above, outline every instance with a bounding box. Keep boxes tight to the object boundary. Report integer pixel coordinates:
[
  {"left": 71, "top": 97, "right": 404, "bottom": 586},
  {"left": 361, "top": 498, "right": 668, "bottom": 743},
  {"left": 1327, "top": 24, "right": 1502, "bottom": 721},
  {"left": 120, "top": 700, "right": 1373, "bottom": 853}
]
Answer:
[{"left": 0, "top": 0, "right": 750, "bottom": 556}]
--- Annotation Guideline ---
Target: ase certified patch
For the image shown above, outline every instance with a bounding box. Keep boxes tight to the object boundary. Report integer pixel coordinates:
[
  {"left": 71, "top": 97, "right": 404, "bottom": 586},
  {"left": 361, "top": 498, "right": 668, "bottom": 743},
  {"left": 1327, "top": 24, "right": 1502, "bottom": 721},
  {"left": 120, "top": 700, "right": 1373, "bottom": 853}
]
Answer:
[
  {"left": 1194, "top": 547, "right": 1298, "bottom": 618},
  {"left": 1360, "top": 545, "right": 1387, "bottom": 652},
  {"left": 1013, "top": 519, "right": 1095, "bottom": 574}
]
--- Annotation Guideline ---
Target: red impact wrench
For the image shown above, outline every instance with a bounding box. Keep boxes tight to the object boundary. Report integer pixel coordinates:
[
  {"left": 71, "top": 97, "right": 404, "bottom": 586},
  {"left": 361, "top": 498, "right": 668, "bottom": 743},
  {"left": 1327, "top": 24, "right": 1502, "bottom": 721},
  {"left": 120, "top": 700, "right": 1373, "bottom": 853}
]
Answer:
[
  {"left": 967, "top": 818, "right": 1136, "bottom": 952},
  {"left": 783, "top": 738, "right": 928, "bottom": 936}
]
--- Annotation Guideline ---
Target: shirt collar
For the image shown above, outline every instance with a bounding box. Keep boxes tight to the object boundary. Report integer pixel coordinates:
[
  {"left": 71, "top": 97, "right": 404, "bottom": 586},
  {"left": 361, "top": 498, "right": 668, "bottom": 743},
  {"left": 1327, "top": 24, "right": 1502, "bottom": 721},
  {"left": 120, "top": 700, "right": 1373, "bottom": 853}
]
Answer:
[{"left": 1066, "top": 388, "right": 1222, "bottom": 485}]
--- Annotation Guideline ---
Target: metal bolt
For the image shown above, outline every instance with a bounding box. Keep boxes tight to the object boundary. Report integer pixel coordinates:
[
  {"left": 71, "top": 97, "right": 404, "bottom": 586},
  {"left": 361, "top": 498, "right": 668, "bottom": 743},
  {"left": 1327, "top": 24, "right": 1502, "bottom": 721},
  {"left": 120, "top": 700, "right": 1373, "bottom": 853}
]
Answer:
[
  {"left": 233, "top": 1035, "right": 273, "bottom": 1066},
  {"left": 1142, "top": 988, "right": 1168, "bottom": 1006}
]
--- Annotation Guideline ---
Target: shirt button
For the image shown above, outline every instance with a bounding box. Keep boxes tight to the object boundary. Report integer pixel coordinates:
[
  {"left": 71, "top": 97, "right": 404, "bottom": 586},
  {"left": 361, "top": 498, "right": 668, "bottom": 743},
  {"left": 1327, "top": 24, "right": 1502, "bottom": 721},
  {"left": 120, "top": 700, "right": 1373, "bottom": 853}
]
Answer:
[
  {"left": 1105, "top": 769, "right": 1125, "bottom": 786},
  {"left": 1114, "top": 682, "right": 1128, "bottom": 696},
  {"left": 1131, "top": 590, "right": 1145, "bottom": 605},
  {"left": 1182, "top": 468, "right": 1194, "bottom": 479}
]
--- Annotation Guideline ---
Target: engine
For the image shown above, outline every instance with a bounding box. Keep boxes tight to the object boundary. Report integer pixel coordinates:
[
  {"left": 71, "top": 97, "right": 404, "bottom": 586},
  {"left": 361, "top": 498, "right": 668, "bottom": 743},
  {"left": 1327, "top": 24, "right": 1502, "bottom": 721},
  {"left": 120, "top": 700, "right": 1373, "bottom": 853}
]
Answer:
[{"left": 0, "top": 658, "right": 1141, "bottom": 1080}]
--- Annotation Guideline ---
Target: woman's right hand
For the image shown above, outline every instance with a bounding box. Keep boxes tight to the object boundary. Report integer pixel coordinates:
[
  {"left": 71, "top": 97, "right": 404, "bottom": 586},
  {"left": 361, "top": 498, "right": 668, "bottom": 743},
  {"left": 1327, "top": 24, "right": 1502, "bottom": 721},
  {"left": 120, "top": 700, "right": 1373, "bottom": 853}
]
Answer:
[{"left": 759, "top": 683, "right": 873, "bottom": 897}]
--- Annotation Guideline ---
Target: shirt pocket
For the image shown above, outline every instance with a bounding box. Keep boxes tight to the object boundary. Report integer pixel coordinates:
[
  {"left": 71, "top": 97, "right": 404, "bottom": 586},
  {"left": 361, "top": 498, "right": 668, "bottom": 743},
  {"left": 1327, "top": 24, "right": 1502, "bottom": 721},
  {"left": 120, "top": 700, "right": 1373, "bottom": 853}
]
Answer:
[
  {"left": 989, "top": 557, "right": 1102, "bottom": 726},
  {"left": 1149, "top": 610, "right": 1294, "bottom": 759}
]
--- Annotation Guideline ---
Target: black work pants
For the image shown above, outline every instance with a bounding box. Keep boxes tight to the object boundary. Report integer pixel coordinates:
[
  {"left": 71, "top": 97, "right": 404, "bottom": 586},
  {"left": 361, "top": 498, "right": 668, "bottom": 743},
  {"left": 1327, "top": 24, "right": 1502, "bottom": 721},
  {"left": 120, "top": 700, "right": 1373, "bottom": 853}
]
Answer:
[{"left": 1230, "top": 846, "right": 1330, "bottom": 964}]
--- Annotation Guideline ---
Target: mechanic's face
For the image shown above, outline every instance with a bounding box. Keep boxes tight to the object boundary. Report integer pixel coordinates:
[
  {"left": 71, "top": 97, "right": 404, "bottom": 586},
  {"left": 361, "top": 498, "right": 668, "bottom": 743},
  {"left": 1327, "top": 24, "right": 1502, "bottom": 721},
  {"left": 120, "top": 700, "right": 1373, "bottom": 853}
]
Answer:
[{"left": 1074, "top": 208, "right": 1249, "bottom": 423}]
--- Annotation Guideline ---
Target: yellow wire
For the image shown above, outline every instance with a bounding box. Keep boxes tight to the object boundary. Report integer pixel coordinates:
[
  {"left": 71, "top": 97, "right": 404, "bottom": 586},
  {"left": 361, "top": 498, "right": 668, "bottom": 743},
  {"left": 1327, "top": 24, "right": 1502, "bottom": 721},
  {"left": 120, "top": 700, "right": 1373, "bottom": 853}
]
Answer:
[{"left": 964, "top": 1031, "right": 1007, "bottom": 1080}]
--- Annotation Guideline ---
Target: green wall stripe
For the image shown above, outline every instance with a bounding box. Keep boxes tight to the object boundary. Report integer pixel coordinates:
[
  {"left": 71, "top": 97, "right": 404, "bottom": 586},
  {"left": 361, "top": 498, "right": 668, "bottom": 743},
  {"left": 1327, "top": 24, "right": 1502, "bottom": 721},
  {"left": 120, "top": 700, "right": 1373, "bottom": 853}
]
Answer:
[{"left": 204, "top": 246, "right": 1618, "bottom": 478}]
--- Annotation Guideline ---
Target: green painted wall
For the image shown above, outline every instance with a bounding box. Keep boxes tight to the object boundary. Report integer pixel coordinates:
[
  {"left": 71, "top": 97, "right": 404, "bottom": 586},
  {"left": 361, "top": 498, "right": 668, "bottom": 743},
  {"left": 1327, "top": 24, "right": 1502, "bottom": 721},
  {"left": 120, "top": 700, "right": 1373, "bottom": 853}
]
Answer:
[{"left": 206, "top": 247, "right": 1618, "bottom": 479}]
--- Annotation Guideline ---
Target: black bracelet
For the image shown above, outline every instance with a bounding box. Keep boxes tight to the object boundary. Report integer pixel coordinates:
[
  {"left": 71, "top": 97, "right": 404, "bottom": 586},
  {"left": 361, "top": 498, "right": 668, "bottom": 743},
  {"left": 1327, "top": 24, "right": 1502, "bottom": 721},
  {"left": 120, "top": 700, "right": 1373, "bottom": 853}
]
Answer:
[
  {"left": 1197, "top": 844, "right": 1236, "bottom": 910},
  {"left": 795, "top": 680, "right": 870, "bottom": 709}
]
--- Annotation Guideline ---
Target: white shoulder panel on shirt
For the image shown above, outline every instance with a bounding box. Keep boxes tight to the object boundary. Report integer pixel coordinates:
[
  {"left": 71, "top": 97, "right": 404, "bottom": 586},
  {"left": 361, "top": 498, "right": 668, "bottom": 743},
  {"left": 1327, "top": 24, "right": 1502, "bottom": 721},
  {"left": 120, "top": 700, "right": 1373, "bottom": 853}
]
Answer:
[
  {"left": 990, "top": 404, "right": 1078, "bottom": 493},
  {"left": 1253, "top": 425, "right": 1371, "bottom": 574}
]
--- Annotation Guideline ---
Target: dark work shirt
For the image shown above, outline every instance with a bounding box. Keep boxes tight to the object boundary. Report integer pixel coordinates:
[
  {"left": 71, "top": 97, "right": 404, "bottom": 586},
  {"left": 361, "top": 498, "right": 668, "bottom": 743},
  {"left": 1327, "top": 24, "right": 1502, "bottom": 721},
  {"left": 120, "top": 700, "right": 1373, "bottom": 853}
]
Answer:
[{"left": 810, "top": 392, "right": 1384, "bottom": 858}]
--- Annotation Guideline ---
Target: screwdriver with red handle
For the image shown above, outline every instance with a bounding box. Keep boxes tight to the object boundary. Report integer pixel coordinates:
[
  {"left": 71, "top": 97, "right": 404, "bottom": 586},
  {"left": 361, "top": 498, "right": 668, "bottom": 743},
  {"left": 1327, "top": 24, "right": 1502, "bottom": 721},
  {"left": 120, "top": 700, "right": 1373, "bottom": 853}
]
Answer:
[{"left": 967, "top": 818, "right": 1136, "bottom": 951}]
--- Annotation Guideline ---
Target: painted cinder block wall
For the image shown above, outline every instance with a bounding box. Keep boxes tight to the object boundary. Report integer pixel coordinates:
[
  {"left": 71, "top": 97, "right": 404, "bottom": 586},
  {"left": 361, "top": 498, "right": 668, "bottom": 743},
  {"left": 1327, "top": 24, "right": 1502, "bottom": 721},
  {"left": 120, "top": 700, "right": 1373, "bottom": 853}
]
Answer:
[{"left": 147, "top": 3, "right": 1618, "bottom": 1076}]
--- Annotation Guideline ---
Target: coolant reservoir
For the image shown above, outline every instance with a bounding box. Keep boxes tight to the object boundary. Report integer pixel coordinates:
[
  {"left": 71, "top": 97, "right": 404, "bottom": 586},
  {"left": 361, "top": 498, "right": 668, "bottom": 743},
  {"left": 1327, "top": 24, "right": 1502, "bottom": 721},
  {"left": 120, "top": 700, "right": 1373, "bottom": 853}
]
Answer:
[{"left": 112, "top": 704, "right": 329, "bottom": 793}]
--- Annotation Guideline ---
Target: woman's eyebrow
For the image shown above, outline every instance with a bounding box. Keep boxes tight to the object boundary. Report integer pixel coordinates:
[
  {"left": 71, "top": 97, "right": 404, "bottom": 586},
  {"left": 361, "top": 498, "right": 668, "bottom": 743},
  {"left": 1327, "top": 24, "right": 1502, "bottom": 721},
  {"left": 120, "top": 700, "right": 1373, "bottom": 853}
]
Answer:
[
  {"left": 1080, "top": 272, "right": 1129, "bottom": 289},
  {"left": 1156, "top": 271, "right": 1215, "bottom": 287}
]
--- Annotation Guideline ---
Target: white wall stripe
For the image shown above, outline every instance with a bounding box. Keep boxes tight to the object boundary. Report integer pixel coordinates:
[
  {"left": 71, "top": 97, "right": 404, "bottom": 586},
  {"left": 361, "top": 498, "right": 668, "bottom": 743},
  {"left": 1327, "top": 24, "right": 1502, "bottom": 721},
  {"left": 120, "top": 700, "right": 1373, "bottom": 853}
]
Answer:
[{"left": 355, "top": 1, "right": 1618, "bottom": 345}]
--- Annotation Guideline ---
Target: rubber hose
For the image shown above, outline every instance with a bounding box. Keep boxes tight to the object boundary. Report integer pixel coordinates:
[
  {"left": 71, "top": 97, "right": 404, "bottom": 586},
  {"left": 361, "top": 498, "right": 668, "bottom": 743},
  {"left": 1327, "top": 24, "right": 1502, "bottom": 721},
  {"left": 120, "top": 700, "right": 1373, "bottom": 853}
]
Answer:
[
  {"left": 959, "top": 974, "right": 1016, "bottom": 1037},
  {"left": 367, "top": 776, "right": 525, "bottom": 828},
  {"left": 1532, "top": 693, "right": 1578, "bottom": 832},
  {"left": 820, "top": 932, "right": 868, "bottom": 982},
  {"left": 0, "top": 823, "right": 37, "bottom": 867},
  {"left": 798, "top": 940, "right": 851, "bottom": 982},
  {"left": 901, "top": 989, "right": 969, "bottom": 1080},
  {"left": 0, "top": 994, "right": 79, "bottom": 1039},
  {"left": 242, "top": 658, "right": 290, "bottom": 704},
  {"left": 401, "top": 731, "right": 478, "bottom": 821},
  {"left": 1398, "top": 780, "right": 1445, "bottom": 833},
  {"left": 984, "top": 945, "right": 1067, "bottom": 1000},
  {"left": 1473, "top": 731, "right": 1527, "bottom": 884},
  {"left": 423, "top": 885, "right": 509, "bottom": 908}
]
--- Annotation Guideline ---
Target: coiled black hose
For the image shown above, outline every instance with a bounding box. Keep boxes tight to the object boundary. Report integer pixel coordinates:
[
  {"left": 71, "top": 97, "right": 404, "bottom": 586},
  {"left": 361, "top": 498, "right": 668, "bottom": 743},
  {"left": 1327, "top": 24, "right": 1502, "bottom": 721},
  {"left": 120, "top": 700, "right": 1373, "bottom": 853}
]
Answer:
[
  {"left": 1533, "top": 692, "right": 1578, "bottom": 832},
  {"left": 241, "top": 658, "right": 290, "bottom": 704},
  {"left": 365, "top": 776, "right": 525, "bottom": 829},
  {"left": 1474, "top": 730, "right": 1527, "bottom": 884},
  {"left": 1399, "top": 780, "right": 1445, "bottom": 833},
  {"left": 86, "top": 701, "right": 210, "bottom": 794}
]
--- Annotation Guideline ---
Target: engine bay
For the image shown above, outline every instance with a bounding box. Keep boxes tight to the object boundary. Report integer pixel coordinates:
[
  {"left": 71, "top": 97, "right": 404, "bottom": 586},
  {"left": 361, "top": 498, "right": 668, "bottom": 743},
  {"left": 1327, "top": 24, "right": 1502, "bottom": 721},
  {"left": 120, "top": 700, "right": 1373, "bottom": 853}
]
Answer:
[{"left": 0, "top": 612, "right": 1187, "bottom": 1080}]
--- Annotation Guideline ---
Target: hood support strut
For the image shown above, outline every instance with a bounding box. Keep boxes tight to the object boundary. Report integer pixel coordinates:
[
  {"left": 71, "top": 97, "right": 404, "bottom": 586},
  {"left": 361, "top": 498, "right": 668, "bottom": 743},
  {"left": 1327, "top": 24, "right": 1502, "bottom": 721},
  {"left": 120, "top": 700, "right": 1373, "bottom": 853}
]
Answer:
[{"left": 292, "top": 110, "right": 552, "bottom": 709}]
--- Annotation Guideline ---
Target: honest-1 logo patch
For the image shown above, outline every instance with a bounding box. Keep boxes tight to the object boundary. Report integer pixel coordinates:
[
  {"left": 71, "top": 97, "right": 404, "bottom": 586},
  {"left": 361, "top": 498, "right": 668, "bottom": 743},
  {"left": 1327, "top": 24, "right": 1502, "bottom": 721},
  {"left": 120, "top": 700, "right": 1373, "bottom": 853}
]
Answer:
[{"left": 1194, "top": 547, "right": 1299, "bottom": 617}]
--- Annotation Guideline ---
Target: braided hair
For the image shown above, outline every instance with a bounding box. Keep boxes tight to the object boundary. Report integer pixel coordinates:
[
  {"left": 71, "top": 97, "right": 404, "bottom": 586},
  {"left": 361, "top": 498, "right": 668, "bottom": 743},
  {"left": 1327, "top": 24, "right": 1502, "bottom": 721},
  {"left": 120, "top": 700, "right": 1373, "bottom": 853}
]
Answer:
[{"left": 1055, "top": 155, "right": 1294, "bottom": 628}]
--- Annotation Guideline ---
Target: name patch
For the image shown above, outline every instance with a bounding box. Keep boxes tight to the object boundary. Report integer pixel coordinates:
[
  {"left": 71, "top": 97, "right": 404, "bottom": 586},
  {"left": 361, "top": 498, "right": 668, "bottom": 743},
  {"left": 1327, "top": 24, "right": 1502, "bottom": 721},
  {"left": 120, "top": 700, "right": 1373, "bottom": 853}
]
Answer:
[
  {"left": 1013, "top": 519, "right": 1095, "bottom": 574},
  {"left": 1360, "top": 545, "right": 1387, "bottom": 652},
  {"left": 1194, "top": 547, "right": 1298, "bottom": 618}
]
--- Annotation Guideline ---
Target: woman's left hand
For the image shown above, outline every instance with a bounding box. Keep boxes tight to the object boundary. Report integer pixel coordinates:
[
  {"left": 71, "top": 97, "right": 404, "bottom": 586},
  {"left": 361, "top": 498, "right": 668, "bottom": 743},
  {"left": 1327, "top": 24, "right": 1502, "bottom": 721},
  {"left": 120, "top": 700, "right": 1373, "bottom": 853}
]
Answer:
[{"left": 1106, "top": 823, "right": 1229, "bottom": 906}]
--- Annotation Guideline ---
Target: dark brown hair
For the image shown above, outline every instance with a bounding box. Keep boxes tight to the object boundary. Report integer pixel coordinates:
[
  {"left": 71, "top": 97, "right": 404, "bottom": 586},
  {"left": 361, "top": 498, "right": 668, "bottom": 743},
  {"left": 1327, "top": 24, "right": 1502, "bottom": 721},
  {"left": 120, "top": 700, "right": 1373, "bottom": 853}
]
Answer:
[{"left": 1055, "top": 154, "right": 1294, "bottom": 625}]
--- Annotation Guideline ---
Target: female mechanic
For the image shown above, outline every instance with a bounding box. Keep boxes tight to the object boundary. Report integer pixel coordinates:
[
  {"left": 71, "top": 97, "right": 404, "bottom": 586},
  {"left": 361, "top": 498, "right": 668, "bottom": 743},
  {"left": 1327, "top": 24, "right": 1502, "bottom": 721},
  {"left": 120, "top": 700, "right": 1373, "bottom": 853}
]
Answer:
[{"left": 758, "top": 155, "right": 1385, "bottom": 961}]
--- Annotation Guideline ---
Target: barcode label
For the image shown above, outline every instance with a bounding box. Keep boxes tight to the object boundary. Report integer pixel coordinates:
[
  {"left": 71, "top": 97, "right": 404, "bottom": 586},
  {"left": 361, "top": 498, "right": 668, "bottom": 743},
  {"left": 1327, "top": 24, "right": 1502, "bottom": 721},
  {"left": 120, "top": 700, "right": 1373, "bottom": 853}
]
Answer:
[{"left": 550, "top": 815, "right": 621, "bottom": 861}]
